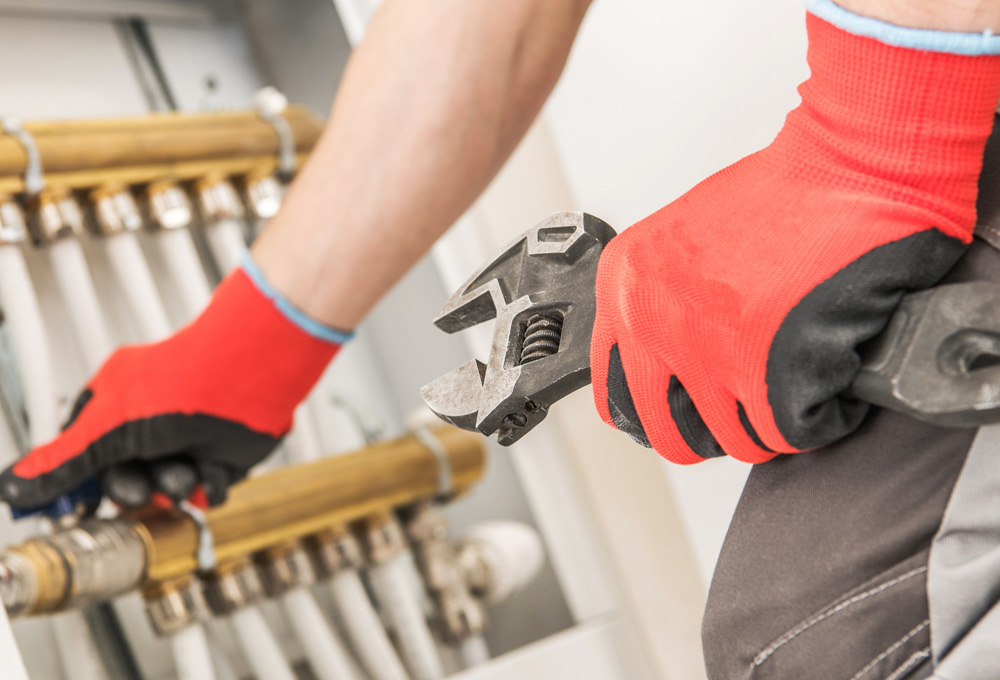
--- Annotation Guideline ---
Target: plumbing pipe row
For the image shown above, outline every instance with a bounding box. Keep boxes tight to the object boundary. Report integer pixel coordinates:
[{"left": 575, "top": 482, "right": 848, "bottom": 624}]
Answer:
[
  {"left": 170, "top": 623, "right": 216, "bottom": 680},
  {"left": 103, "top": 232, "right": 172, "bottom": 341},
  {"left": 0, "top": 593, "right": 29, "bottom": 680},
  {"left": 369, "top": 552, "right": 444, "bottom": 680},
  {"left": 46, "top": 237, "right": 115, "bottom": 369},
  {"left": 229, "top": 606, "right": 297, "bottom": 680},
  {"left": 0, "top": 384, "right": 28, "bottom": 679},
  {"left": 457, "top": 636, "right": 491, "bottom": 668},
  {"left": 0, "top": 244, "right": 60, "bottom": 441},
  {"left": 330, "top": 569, "right": 410, "bottom": 680},
  {"left": 0, "top": 201, "right": 112, "bottom": 680},
  {"left": 281, "top": 586, "right": 359, "bottom": 680}
]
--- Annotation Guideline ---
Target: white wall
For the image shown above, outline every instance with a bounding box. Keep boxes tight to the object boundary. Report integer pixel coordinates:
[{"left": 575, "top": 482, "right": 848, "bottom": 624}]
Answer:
[{"left": 545, "top": 0, "right": 810, "bottom": 586}]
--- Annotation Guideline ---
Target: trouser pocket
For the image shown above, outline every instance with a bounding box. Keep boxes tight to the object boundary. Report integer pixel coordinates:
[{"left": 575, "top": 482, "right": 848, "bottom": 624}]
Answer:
[{"left": 746, "top": 552, "right": 932, "bottom": 680}]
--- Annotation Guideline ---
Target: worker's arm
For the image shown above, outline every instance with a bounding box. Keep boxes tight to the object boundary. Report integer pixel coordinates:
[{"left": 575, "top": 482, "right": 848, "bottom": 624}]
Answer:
[
  {"left": 0, "top": 0, "right": 592, "bottom": 510},
  {"left": 593, "top": 0, "right": 1000, "bottom": 463},
  {"left": 254, "top": 0, "right": 593, "bottom": 328}
]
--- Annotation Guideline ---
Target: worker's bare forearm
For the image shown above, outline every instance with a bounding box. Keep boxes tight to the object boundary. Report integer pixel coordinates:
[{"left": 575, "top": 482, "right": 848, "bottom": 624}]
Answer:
[
  {"left": 252, "top": 0, "right": 592, "bottom": 329},
  {"left": 838, "top": 0, "right": 1000, "bottom": 31}
]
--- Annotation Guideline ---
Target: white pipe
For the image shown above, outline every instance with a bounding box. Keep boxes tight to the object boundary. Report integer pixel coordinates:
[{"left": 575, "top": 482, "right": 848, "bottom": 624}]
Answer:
[
  {"left": 369, "top": 554, "right": 443, "bottom": 680},
  {"left": 0, "top": 602, "right": 29, "bottom": 680},
  {"left": 154, "top": 228, "right": 213, "bottom": 319},
  {"left": 0, "top": 245, "right": 61, "bottom": 444},
  {"left": 171, "top": 624, "right": 217, "bottom": 680},
  {"left": 0, "top": 233, "right": 164, "bottom": 680},
  {"left": 47, "top": 238, "right": 114, "bottom": 371},
  {"left": 0, "top": 398, "right": 19, "bottom": 468},
  {"left": 330, "top": 569, "right": 409, "bottom": 680},
  {"left": 0, "top": 244, "right": 109, "bottom": 680},
  {"left": 104, "top": 233, "right": 172, "bottom": 342},
  {"left": 281, "top": 586, "right": 359, "bottom": 680},
  {"left": 52, "top": 610, "right": 111, "bottom": 680},
  {"left": 210, "top": 647, "right": 240, "bottom": 680},
  {"left": 457, "top": 636, "right": 490, "bottom": 668},
  {"left": 228, "top": 606, "right": 296, "bottom": 680},
  {"left": 204, "top": 218, "right": 247, "bottom": 276}
]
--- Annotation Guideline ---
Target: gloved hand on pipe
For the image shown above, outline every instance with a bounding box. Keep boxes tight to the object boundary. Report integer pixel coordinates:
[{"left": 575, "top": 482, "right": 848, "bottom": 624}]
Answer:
[
  {"left": 0, "top": 254, "right": 350, "bottom": 509},
  {"left": 592, "top": 1, "right": 1000, "bottom": 464}
]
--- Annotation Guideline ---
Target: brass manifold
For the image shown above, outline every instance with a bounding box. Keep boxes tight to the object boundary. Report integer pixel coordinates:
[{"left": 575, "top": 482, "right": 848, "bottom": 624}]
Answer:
[
  {"left": 0, "top": 427, "right": 485, "bottom": 618},
  {"left": 0, "top": 107, "right": 323, "bottom": 195}
]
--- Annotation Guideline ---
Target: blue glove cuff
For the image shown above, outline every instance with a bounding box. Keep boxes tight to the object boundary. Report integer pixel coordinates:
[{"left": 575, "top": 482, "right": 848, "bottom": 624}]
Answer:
[
  {"left": 806, "top": 0, "right": 1000, "bottom": 55},
  {"left": 240, "top": 252, "right": 354, "bottom": 345}
]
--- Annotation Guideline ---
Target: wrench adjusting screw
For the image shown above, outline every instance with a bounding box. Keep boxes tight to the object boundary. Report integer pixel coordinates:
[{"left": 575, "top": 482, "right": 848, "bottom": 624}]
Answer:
[{"left": 519, "top": 313, "right": 563, "bottom": 364}]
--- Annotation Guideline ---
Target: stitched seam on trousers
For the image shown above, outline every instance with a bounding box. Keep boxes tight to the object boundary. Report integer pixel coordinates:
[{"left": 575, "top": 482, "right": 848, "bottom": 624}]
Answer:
[
  {"left": 751, "top": 567, "right": 927, "bottom": 668},
  {"left": 977, "top": 222, "right": 1000, "bottom": 238},
  {"left": 883, "top": 648, "right": 932, "bottom": 680},
  {"left": 850, "top": 620, "right": 929, "bottom": 680}
]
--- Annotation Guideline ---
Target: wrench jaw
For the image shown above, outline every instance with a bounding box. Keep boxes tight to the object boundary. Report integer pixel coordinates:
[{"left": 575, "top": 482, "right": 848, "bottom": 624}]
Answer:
[
  {"left": 852, "top": 282, "right": 1000, "bottom": 427},
  {"left": 419, "top": 359, "right": 487, "bottom": 431},
  {"left": 421, "top": 212, "right": 617, "bottom": 446}
]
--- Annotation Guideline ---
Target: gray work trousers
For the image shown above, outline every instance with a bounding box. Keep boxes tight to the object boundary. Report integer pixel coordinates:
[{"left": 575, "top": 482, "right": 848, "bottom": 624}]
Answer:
[{"left": 702, "top": 238, "right": 1000, "bottom": 680}]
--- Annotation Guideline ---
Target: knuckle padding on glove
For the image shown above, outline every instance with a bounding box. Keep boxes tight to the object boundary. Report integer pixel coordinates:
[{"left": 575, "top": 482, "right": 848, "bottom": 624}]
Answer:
[
  {"left": 667, "top": 376, "right": 726, "bottom": 459},
  {"left": 1, "top": 412, "right": 281, "bottom": 509},
  {"left": 767, "top": 229, "right": 966, "bottom": 450},
  {"left": 606, "top": 345, "right": 651, "bottom": 448}
]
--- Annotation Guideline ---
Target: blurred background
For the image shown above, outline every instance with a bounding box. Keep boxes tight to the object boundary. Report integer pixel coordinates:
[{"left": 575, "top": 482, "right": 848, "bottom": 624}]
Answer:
[{"left": 0, "top": 0, "right": 809, "bottom": 678}]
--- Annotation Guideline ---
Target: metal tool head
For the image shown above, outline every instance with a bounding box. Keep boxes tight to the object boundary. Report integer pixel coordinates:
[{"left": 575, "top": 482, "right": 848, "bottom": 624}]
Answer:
[
  {"left": 851, "top": 281, "right": 1000, "bottom": 427},
  {"left": 421, "top": 212, "right": 616, "bottom": 445}
]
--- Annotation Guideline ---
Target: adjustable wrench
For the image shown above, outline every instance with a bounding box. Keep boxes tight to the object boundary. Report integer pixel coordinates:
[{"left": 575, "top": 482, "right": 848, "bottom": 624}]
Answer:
[{"left": 422, "top": 211, "right": 1000, "bottom": 445}]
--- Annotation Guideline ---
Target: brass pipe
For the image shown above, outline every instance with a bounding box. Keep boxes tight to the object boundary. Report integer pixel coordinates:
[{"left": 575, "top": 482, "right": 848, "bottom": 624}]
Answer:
[
  {"left": 137, "top": 426, "right": 485, "bottom": 584},
  {"left": 0, "top": 427, "right": 486, "bottom": 617},
  {"left": 0, "top": 153, "right": 310, "bottom": 195},
  {"left": 20, "top": 108, "right": 317, "bottom": 136},
  {"left": 0, "top": 107, "right": 322, "bottom": 177}
]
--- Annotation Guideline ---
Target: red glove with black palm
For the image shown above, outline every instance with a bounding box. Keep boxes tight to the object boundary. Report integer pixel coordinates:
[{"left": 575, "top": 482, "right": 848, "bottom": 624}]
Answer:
[
  {"left": 0, "top": 256, "right": 348, "bottom": 510},
  {"left": 593, "top": 6, "right": 1000, "bottom": 463}
]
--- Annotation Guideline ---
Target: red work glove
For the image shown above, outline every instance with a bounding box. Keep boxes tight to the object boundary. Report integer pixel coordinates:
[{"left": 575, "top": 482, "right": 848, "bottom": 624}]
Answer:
[
  {"left": 592, "top": 6, "right": 1000, "bottom": 464},
  {"left": 0, "top": 255, "right": 348, "bottom": 509}
]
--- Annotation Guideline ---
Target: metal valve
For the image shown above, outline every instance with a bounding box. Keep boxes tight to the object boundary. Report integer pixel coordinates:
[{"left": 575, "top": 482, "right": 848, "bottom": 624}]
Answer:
[
  {"left": 0, "top": 195, "right": 27, "bottom": 245},
  {"left": 147, "top": 181, "right": 194, "bottom": 230},
  {"left": 243, "top": 171, "right": 283, "bottom": 219},
  {"left": 29, "top": 187, "right": 86, "bottom": 245},
  {"left": 90, "top": 184, "right": 143, "bottom": 235},
  {"left": 196, "top": 176, "right": 245, "bottom": 222}
]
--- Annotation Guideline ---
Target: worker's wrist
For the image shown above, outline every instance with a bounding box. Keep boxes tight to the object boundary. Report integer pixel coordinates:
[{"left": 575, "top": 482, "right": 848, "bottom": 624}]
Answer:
[
  {"left": 239, "top": 252, "right": 354, "bottom": 345},
  {"left": 806, "top": 0, "right": 1000, "bottom": 54}
]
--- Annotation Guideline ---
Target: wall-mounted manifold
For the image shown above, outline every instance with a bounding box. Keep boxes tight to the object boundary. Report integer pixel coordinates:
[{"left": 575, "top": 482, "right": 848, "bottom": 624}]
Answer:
[
  {"left": 0, "top": 107, "right": 322, "bottom": 197},
  {"left": 0, "top": 427, "right": 485, "bottom": 623}
]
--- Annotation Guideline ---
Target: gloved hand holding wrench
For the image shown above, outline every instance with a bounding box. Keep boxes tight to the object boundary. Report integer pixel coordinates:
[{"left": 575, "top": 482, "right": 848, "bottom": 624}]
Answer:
[
  {"left": 424, "top": 11, "right": 1000, "bottom": 462},
  {"left": 422, "top": 212, "right": 1000, "bottom": 452}
]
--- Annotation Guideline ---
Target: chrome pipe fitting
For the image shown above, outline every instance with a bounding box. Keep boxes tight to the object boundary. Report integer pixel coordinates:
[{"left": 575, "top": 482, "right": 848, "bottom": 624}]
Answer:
[
  {"left": 202, "top": 560, "right": 263, "bottom": 616},
  {"left": 144, "top": 577, "right": 208, "bottom": 637},
  {"left": 146, "top": 181, "right": 193, "bottom": 230},
  {"left": 0, "top": 195, "right": 27, "bottom": 245},
  {"left": 196, "top": 176, "right": 245, "bottom": 222},
  {"left": 403, "top": 504, "right": 487, "bottom": 641},
  {"left": 30, "top": 188, "right": 85, "bottom": 244},
  {"left": 90, "top": 184, "right": 143, "bottom": 236},
  {"left": 243, "top": 172, "right": 283, "bottom": 219},
  {"left": 305, "top": 529, "right": 364, "bottom": 580},
  {"left": 0, "top": 518, "right": 147, "bottom": 617},
  {"left": 363, "top": 515, "right": 406, "bottom": 566},
  {"left": 255, "top": 542, "right": 315, "bottom": 598}
]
